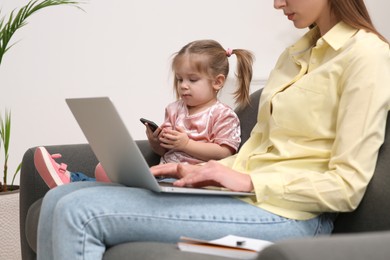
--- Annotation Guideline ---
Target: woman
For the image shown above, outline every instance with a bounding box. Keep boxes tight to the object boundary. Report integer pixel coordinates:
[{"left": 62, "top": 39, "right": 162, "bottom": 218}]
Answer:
[{"left": 37, "top": 1, "right": 390, "bottom": 259}]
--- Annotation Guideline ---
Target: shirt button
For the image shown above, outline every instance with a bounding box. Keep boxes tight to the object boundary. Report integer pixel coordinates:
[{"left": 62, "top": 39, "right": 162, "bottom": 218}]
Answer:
[{"left": 311, "top": 58, "right": 317, "bottom": 64}]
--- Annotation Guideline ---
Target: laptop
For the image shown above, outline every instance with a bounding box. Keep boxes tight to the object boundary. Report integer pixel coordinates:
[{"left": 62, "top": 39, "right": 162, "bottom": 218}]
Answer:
[{"left": 66, "top": 97, "right": 254, "bottom": 196}]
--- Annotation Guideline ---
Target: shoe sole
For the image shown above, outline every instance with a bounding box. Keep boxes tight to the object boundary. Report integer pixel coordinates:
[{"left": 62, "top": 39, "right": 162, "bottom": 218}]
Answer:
[{"left": 34, "top": 147, "right": 64, "bottom": 188}]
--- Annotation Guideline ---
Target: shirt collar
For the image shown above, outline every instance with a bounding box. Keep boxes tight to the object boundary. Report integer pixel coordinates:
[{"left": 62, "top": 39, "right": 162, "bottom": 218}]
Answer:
[
  {"left": 322, "top": 21, "right": 358, "bottom": 51},
  {"left": 289, "top": 21, "right": 359, "bottom": 56}
]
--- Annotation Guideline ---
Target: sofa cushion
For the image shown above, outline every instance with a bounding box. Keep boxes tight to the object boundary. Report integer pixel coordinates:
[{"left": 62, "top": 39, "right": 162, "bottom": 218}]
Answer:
[
  {"left": 235, "top": 89, "right": 262, "bottom": 147},
  {"left": 333, "top": 113, "right": 390, "bottom": 233},
  {"left": 257, "top": 231, "right": 390, "bottom": 260}
]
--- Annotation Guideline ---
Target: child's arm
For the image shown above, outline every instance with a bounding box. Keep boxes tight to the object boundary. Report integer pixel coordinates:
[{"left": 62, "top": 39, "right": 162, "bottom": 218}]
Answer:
[
  {"left": 159, "top": 127, "right": 235, "bottom": 161},
  {"left": 181, "top": 139, "right": 235, "bottom": 161}
]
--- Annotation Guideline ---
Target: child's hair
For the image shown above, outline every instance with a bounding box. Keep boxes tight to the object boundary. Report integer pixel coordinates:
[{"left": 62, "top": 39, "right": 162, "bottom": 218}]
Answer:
[{"left": 171, "top": 39, "right": 254, "bottom": 108}]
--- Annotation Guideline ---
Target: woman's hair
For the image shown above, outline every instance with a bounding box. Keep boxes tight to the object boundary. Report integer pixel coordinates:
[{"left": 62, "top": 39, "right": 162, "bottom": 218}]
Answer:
[
  {"left": 171, "top": 39, "right": 254, "bottom": 108},
  {"left": 329, "top": 0, "right": 388, "bottom": 43}
]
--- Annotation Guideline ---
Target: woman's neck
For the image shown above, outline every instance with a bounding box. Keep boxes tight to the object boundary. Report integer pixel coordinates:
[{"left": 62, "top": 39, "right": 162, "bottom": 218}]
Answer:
[{"left": 317, "top": 15, "right": 340, "bottom": 36}]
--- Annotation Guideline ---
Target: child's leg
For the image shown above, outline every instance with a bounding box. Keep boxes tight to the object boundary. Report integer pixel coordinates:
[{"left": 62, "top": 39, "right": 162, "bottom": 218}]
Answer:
[
  {"left": 34, "top": 147, "right": 95, "bottom": 189},
  {"left": 94, "top": 163, "right": 111, "bottom": 182},
  {"left": 70, "top": 172, "right": 96, "bottom": 182}
]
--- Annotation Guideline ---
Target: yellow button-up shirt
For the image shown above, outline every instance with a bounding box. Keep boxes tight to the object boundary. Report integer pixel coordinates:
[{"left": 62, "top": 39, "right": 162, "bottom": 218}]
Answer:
[{"left": 220, "top": 22, "right": 390, "bottom": 220}]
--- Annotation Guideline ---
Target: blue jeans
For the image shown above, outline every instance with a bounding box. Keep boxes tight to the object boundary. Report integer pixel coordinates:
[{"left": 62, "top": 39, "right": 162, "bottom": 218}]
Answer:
[
  {"left": 70, "top": 172, "right": 96, "bottom": 182},
  {"left": 37, "top": 181, "right": 335, "bottom": 260}
]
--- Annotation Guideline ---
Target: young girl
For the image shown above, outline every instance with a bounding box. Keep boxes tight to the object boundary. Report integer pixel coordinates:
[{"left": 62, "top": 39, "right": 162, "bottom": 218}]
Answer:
[
  {"left": 34, "top": 39, "right": 254, "bottom": 188},
  {"left": 148, "top": 39, "right": 254, "bottom": 165}
]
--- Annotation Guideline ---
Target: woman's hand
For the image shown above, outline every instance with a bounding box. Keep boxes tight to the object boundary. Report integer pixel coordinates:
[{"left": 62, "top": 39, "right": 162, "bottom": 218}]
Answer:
[
  {"left": 150, "top": 161, "right": 254, "bottom": 192},
  {"left": 151, "top": 162, "right": 180, "bottom": 179}
]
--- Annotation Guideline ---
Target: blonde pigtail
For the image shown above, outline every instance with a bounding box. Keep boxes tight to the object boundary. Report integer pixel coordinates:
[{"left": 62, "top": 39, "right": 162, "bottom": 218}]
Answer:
[{"left": 230, "top": 49, "right": 255, "bottom": 109}]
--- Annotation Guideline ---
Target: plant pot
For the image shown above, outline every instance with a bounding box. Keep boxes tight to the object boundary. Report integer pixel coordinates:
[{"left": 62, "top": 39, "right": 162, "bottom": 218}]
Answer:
[{"left": 0, "top": 187, "right": 21, "bottom": 260}]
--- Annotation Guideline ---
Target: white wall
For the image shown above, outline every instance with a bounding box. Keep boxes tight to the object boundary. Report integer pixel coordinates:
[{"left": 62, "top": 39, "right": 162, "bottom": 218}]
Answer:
[{"left": 0, "top": 0, "right": 389, "bottom": 185}]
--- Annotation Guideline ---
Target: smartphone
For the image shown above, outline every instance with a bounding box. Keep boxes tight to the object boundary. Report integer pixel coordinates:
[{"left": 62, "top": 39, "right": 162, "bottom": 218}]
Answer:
[{"left": 140, "top": 118, "right": 159, "bottom": 132}]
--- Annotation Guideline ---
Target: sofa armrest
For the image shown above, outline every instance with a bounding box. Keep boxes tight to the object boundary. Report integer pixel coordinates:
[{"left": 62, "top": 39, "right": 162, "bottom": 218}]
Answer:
[
  {"left": 19, "top": 143, "right": 99, "bottom": 259},
  {"left": 100, "top": 231, "right": 390, "bottom": 260},
  {"left": 20, "top": 141, "right": 160, "bottom": 260},
  {"left": 257, "top": 231, "right": 390, "bottom": 260}
]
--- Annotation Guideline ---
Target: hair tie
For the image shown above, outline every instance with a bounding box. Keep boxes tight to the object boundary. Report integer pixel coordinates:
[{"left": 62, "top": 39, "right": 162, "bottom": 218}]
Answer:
[{"left": 226, "top": 48, "right": 233, "bottom": 57}]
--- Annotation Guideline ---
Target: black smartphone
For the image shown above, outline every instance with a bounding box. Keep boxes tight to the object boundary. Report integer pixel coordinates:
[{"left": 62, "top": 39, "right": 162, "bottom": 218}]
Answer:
[{"left": 140, "top": 118, "right": 159, "bottom": 132}]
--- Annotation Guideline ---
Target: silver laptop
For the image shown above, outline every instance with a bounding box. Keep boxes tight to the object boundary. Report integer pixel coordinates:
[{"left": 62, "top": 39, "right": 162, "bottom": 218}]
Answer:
[{"left": 66, "top": 97, "right": 254, "bottom": 196}]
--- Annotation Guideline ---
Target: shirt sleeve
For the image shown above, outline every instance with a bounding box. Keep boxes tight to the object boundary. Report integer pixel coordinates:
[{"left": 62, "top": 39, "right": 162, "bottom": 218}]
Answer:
[
  {"left": 211, "top": 106, "right": 241, "bottom": 152},
  {"left": 161, "top": 102, "right": 176, "bottom": 129}
]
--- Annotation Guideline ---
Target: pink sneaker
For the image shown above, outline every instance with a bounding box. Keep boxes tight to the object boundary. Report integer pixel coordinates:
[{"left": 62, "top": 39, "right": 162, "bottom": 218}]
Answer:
[
  {"left": 94, "top": 163, "right": 111, "bottom": 183},
  {"left": 34, "top": 147, "right": 71, "bottom": 189}
]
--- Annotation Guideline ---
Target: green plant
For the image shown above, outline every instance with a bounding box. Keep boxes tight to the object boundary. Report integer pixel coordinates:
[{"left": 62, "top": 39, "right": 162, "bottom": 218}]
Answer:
[
  {"left": 0, "top": 0, "right": 81, "bottom": 191},
  {"left": 0, "top": 0, "right": 81, "bottom": 66},
  {"left": 0, "top": 110, "right": 21, "bottom": 192}
]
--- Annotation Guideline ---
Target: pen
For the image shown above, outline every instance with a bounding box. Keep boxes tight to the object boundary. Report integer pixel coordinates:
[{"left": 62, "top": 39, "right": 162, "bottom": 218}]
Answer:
[{"left": 236, "top": 240, "right": 246, "bottom": 246}]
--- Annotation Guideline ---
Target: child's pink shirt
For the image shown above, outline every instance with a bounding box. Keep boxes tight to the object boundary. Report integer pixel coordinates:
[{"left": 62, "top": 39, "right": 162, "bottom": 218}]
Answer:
[{"left": 160, "top": 100, "right": 241, "bottom": 164}]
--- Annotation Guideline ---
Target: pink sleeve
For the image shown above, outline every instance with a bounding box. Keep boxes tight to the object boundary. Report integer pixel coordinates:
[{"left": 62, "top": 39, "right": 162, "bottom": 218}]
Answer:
[
  {"left": 161, "top": 102, "right": 176, "bottom": 129},
  {"left": 210, "top": 107, "right": 241, "bottom": 152}
]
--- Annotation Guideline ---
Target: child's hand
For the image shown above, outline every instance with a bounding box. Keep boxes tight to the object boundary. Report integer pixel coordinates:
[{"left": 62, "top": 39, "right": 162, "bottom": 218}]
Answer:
[
  {"left": 159, "top": 126, "right": 190, "bottom": 151},
  {"left": 145, "top": 126, "right": 165, "bottom": 156}
]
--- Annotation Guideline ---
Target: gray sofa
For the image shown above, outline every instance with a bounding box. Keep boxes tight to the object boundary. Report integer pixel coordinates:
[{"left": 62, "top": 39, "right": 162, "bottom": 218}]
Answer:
[{"left": 20, "top": 89, "right": 390, "bottom": 260}]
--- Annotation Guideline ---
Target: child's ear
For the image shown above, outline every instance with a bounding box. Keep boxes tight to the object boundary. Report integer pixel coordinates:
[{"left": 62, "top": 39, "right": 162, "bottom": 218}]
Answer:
[{"left": 213, "top": 74, "right": 226, "bottom": 91}]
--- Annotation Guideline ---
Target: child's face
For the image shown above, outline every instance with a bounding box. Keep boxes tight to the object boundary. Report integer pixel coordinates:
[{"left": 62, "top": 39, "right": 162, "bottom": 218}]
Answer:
[{"left": 174, "top": 57, "right": 221, "bottom": 111}]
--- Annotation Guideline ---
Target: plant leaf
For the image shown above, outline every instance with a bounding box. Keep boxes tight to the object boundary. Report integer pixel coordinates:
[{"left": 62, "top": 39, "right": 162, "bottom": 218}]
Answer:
[
  {"left": 0, "top": 0, "right": 83, "bottom": 65},
  {"left": 10, "top": 162, "right": 22, "bottom": 187}
]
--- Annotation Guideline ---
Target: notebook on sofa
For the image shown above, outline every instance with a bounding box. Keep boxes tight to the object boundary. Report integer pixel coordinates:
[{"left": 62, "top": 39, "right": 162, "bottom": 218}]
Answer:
[{"left": 66, "top": 97, "right": 254, "bottom": 196}]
